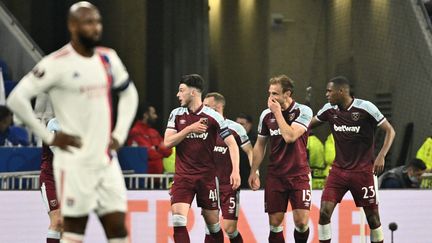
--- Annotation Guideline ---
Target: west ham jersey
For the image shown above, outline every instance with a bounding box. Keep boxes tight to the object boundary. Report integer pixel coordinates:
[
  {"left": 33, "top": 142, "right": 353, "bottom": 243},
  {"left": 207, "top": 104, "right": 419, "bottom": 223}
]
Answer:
[
  {"left": 166, "top": 105, "right": 231, "bottom": 176},
  {"left": 316, "top": 98, "right": 386, "bottom": 171},
  {"left": 13, "top": 44, "right": 130, "bottom": 169},
  {"left": 213, "top": 119, "right": 250, "bottom": 184},
  {"left": 258, "top": 101, "right": 312, "bottom": 177}
]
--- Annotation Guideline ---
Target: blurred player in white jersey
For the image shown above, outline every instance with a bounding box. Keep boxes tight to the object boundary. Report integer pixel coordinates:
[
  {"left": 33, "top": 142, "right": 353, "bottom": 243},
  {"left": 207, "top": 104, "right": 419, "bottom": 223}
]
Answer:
[{"left": 7, "top": 2, "right": 138, "bottom": 243}]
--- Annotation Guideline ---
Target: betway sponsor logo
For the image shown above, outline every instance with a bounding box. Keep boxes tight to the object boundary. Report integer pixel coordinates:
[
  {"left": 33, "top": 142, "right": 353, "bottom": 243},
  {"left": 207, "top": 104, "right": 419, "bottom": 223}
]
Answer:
[
  {"left": 214, "top": 146, "right": 228, "bottom": 154},
  {"left": 186, "top": 132, "right": 209, "bottom": 140},
  {"left": 270, "top": 128, "right": 281, "bottom": 136},
  {"left": 333, "top": 124, "right": 361, "bottom": 133}
]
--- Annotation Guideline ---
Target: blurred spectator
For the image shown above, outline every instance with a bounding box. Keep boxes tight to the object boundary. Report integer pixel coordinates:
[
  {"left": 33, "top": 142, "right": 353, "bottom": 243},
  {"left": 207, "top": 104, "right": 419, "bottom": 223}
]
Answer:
[
  {"left": 0, "top": 105, "right": 30, "bottom": 146},
  {"left": 307, "top": 132, "right": 326, "bottom": 189},
  {"left": 235, "top": 113, "right": 257, "bottom": 189},
  {"left": 416, "top": 136, "right": 432, "bottom": 171},
  {"left": 0, "top": 58, "right": 11, "bottom": 80},
  {"left": 126, "top": 102, "right": 172, "bottom": 174},
  {"left": 163, "top": 146, "right": 176, "bottom": 173},
  {"left": 379, "top": 158, "right": 427, "bottom": 189},
  {"left": 324, "top": 133, "right": 336, "bottom": 175}
]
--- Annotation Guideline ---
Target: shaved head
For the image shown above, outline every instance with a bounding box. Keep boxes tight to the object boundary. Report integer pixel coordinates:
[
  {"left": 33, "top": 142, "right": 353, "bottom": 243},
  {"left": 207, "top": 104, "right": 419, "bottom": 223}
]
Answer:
[
  {"left": 68, "top": 1, "right": 97, "bottom": 22},
  {"left": 67, "top": 1, "right": 102, "bottom": 50}
]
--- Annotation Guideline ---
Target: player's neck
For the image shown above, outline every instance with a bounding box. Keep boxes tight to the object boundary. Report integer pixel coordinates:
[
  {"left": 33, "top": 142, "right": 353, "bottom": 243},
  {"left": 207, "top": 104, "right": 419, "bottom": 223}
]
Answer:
[
  {"left": 340, "top": 96, "right": 354, "bottom": 110},
  {"left": 70, "top": 41, "right": 95, "bottom": 57},
  {"left": 281, "top": 98, "right": 293, "bottom": 111},
  {"left": 188, "top": 99, "right": 203, "bottom": 113}
]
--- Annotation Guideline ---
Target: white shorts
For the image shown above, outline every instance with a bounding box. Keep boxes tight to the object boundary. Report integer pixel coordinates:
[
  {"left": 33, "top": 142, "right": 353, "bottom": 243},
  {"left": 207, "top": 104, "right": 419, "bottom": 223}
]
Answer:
[{"left": 54, "top": 156, "right": 127, "bottom": 217}]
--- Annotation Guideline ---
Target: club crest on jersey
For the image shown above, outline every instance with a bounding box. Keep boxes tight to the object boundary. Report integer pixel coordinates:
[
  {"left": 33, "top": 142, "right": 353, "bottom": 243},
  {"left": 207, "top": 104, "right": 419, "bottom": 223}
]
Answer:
[
  {"left": 270, "top": 118, "right": 276, "bottom": 123},
  {"left": 66, "top": 198, "right": 75, "bottom": 207},
  {"left": 180, "top": 119, "right": 186, "bottom": 125},
  {"left": 31, "top": 67, "right": 45, "bottom": 78},
  {"left": 50, "top": 199, "right": 58, "bottom": 207},
  {"left": 288, "top": 113, "right": 296, "bottom": 121},
  {"left": 351, "top": 112, "right": 360, "bottom": 121}
]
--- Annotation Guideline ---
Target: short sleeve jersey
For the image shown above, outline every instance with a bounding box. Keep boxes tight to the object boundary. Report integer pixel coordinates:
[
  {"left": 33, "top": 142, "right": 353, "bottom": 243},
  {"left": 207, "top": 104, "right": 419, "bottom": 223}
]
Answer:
[
  {"left": 166, "top": 105, "right": 231, "bottom": 176},
  {"left": 213, "top": 119, "right": 250, "bottom": 184},
  {"left": 19, "top": 44, "right": 129, "bottom": 169},
  {"left": 316, "top": 98, "right": 386, "bottom": 171},
  {"left": 257, "top": 101, "right": 312, "bottom": 177}
]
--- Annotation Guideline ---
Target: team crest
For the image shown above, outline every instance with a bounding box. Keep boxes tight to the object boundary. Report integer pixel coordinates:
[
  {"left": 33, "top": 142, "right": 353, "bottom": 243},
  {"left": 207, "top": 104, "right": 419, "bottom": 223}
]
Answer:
[
  {"left": 50, "top": 199, "right": 58, "bottom": 207},
  {"left": 270, "top": 118, "right": 276, "bottom": 123},
  {"left": 31, "top": 67, "right": 45, "bottom": 78},
  {"left": 180, "top": 119, "right": 186, "bottom": 124},
  {"left": 351, "top": 112, "right": 360, "bottom": 121},
  {"left": 288, "top": 113, "right": 296, "bottom": 121},
  {"left": 66, "top": 198, "right": 74, "bottom": 207}
]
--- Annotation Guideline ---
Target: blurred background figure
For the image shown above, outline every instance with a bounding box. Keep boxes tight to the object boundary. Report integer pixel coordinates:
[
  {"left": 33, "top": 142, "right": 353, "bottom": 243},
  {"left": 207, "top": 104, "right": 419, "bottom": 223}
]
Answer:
[
  {"left": 306, "top": 131, "right": 326, "bottom": 189},
  {"left": 235, "top": 113, "right": 257, "bottom": 189},
  {"left": 416, "top": 136, "right": 432, "bottom": 172},
  {"left": 0, "top": 105, "right": 29, "bottom": 146},
  {"left": 127, "top": 102, "right": 172, "bottom": 174},
  {"left": 379, "top": 158, "right": 427, "bottom": 188}
]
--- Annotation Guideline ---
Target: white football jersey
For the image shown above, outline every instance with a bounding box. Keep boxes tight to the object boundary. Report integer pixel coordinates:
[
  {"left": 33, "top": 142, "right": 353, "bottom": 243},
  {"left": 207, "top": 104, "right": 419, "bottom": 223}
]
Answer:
[{"left": 11, "top": 43, "right": 130, "bottom": 168}]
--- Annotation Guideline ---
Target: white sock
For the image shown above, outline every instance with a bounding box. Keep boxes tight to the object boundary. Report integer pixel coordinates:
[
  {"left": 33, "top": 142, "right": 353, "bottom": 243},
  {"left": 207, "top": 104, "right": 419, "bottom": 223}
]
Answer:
[
  {"left": 295, "top": 225, "right": 309, "bottom": 233},
  {"left": 207, "top": 222, "right": 221, "bottom": 233},
  {"left": 108, "top": 237, "right": 128, "bottom": 243},
  {"left": 269, "top": 225, "right": 283, "bottom": 233},
  {"left": 227, "top": 230, "right": 239, "bottom": 239},
  {"left": 370, "top": 226, "right": 384, "bottom": 242},
  {"left": 62, "top": 232, "right": 84, "bottom": 243},
  {"left": 47, "top": 229, "right": 61, "bottom": 239},
  {"left": 318, "top": 223, "right": 331, "bottom": 241}
]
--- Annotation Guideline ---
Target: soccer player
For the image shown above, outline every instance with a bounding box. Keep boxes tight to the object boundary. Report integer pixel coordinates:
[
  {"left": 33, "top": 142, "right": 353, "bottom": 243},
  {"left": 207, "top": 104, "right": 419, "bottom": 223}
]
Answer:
[
  {"left": 248, "top": 75, "right": 313, "bottom": 243},
  {"left": 7, "top": 2, "right": 138, "bottom": 243},
  {"left": 164, "top": 74, "right": 241, "bottom": 243},
  {"left": 40, "top": 118, "right": 61, "bottom": 243},
  {"left": 203, "top": 92, "right": 254, "bottom": 243},
  {"left": 310, "top": 76, "right": 395, "bottom": 243}
]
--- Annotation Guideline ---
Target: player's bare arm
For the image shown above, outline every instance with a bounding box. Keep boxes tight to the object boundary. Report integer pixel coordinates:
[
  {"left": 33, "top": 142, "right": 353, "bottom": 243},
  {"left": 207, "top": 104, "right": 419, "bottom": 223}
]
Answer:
[
  {"left": 248, "top": 136, "right": 267, "bottom": 190},
  {"left": 268, "top": 97, "right": 306, "bottom": 143},
  {"left": 51, "top": 132, "right": 82, "bottom": 152},
  {"left": 309, "top": 116, "right": 323, "bottom": 129},
  {"left": 374, "top": 120, "right": 396, "bottom": 175},
  {"left": 241, "top": 142, "right": 254, "bottom": 168},
  {"left": 224, "top": 135, "right": 241, "bottom": 190},
  {"left": 163, "top": 119, "right": 208, "bottom": 148}
]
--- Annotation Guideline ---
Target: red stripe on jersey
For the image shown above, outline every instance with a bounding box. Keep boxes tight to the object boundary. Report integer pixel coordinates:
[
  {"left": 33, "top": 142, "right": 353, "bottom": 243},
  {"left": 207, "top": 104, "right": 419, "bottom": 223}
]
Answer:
[
  {"left": 59, "top": 169, "right": 65, "bottom": 207},
  {"left": 98, "top": 54, "right": 114, "bottom": 162}
]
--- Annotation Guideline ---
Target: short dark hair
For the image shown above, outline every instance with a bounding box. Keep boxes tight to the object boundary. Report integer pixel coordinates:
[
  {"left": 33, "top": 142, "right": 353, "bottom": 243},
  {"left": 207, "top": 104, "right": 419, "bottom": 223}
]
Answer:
[
  {"left": 0, "top": 105, "right": 12, "bottom": 121},
  {"left": 179, "top": 74, "right": 205, "bottom": 92},
  {"left": 269, "top": 75, "right": 294, "bottom": 94},
  {"left": 329, "top": 76, "right": 350, "bottom": 88},
  {"left": 205, "top": 92, "right": 226, "bottom": 106},
  {"left": 409, "top": 158, "right": 427, "bottom": 171},
  {"left": 236, "top": 112, "right": 253, "bottom": 123}
]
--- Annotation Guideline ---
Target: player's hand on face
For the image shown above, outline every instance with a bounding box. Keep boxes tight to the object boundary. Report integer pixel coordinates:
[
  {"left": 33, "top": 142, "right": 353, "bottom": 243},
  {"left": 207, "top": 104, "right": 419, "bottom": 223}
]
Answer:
[
  {"left": 188, "top": 119, "right": 208, "bottom": 134},
  {"left": 109, "top": 137, "right": 120, "bottom": 151},
  {"left": 373, "top": 154, "right": 385, "bottom": 175},
  {"left": 51, "top": 132, "right": 82, "bottom": 152},
  {"left": 267, "top": 97, "right": 281, "bottom": 114},
  {"left": 248, "top": 172, "right": 260, "bottom": 191},
  {"left": 230, "top": 171, "right": 241, "bottom": 190}
]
